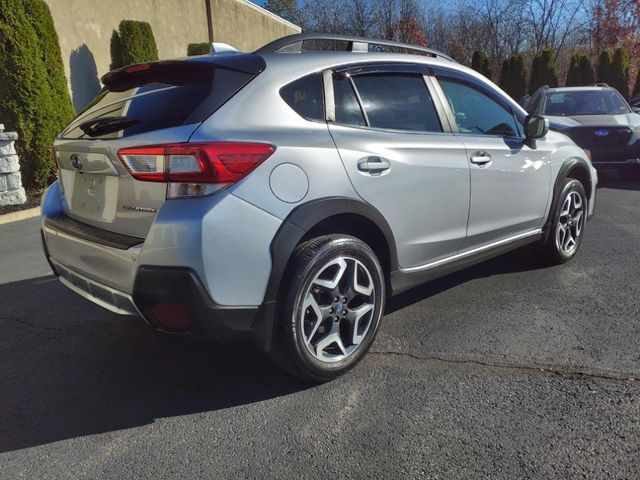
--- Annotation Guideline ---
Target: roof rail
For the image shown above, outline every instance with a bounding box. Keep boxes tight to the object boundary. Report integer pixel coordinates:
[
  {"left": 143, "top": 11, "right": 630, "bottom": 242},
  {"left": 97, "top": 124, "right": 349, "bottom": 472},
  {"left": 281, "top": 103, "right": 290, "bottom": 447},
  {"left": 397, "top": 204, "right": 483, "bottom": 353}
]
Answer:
[{"left": 254, "top": 33, "right": 456, "bottom": 62}]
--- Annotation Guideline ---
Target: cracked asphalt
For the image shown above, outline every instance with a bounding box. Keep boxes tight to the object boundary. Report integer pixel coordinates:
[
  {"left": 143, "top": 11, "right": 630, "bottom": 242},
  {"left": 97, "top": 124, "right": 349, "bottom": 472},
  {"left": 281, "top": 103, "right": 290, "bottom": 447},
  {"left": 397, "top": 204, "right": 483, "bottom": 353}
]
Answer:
[{"left": 1, "top": 174, "right": 639, "bottom": 479}]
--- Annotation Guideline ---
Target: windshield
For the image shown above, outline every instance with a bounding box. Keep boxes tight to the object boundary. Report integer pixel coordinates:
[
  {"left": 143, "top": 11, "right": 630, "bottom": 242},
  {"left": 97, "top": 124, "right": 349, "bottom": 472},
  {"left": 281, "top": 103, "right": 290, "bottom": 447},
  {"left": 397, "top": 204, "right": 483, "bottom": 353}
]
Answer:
[{"left": 542, "top": 90, "right": 630, "bottom": 116}]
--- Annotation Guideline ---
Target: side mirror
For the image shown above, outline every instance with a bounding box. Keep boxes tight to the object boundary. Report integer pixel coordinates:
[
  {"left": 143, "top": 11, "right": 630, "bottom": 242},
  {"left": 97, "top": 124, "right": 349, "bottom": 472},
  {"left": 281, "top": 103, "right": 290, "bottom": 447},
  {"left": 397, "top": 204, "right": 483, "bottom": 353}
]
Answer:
[
  {"left": 525, "top": 114, "right": 549, "bottom": 140},
  {"left": 632, "top": 107, "right": 640, "bottom": 114}
]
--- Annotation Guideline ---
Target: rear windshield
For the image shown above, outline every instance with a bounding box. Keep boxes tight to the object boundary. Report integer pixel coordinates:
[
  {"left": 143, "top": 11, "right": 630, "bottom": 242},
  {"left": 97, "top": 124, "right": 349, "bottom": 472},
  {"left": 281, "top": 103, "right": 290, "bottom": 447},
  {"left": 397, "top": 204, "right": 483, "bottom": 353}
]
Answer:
[
  {"left": 61, "top": 60, "right": 260, "bottom": 139},
  {"left": 543, "top": 90, "right": 631, "bottom": 116}
]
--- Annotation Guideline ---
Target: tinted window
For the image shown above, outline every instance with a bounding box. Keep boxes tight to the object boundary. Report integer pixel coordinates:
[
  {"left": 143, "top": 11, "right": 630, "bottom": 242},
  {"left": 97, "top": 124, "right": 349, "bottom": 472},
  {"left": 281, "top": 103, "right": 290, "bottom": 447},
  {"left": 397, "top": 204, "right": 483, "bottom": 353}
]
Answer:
[
  {"left": 281, "top": 73, "right": 325, "bottom": 121},
  {"left": 542, "top": 90, "right": 630, "bottom": 116},
  {"left": 439, "top": 78, "right": 521, "bottom": 137},
  {"left": 62, "top": 67, "right": 254, "bottom": 139},
  {"left": 352, "top": 74, "right": 442, "bottom": 132},
  {"left": 333, "top": 76, "right": 366, "bottom": 126}
]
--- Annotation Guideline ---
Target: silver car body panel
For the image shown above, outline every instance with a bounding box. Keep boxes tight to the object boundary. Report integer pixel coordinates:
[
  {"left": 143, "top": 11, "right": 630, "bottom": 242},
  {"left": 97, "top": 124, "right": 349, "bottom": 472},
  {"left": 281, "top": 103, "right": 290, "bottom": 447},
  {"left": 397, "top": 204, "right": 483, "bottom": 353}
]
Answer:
[
  {"left": 54, "top": 124, "right": 198, "bottom": 238},
  {"left": 42, "top": 50, "right": 597, "bottom": 320},
  {"left": 43, "top": 181, "right": 282, "bottom": 306},
  {"left": 327, "top": 124, "right": 470, "bottom": 268},
  {"left": 455, "top": 134, "right": 551, "bottom": 250}
]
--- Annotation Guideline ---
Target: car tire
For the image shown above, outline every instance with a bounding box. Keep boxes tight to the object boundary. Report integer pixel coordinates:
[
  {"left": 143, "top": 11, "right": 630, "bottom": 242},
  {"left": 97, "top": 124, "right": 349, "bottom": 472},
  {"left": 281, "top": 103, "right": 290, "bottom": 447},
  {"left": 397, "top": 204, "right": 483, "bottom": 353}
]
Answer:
[
  {"left": 540, "top": 178, "right": 587, "bottom": 265},
  {"left": 271, "top": 235, "right": 385, "bottom": 383},
  {"left": 618, "top": 166, "right": 640, "bottom": 181}
]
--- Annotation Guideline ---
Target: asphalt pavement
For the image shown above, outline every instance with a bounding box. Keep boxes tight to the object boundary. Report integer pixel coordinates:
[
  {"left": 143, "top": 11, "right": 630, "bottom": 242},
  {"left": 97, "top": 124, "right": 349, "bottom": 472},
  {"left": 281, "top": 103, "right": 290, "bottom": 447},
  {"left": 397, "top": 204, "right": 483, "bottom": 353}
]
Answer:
[{"left": 0, "top": 173, "right": 639, "bottom": 479}]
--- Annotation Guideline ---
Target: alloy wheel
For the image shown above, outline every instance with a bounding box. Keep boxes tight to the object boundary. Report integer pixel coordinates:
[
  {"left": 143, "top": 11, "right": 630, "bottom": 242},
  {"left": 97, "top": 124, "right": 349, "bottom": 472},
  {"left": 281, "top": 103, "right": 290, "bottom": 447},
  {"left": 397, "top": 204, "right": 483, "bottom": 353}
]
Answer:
[
  {"left": 300, "top": 256, "right": 377, "bottom": 363},
  {"left": 556, "top": 190, "right": 585, "bottom": 256}
]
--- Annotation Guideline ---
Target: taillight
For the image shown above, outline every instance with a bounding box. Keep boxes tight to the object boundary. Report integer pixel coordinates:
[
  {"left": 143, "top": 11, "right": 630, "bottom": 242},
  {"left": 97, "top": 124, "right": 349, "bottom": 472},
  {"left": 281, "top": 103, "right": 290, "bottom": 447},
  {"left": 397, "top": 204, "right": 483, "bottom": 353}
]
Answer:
[
  {"left": 118, "top": 142, "right": 275, "bottom": 198},
  {"left": 50, "top": 146, "right": 60, "bottom": 169}
]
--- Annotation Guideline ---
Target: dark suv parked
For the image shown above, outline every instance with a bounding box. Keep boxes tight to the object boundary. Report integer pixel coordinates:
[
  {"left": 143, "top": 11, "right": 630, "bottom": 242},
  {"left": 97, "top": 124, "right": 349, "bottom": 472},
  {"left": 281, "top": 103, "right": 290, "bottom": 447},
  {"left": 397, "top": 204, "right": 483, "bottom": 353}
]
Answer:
[{"left": 526, "top": 84, "right": 640, "bottom": 179}]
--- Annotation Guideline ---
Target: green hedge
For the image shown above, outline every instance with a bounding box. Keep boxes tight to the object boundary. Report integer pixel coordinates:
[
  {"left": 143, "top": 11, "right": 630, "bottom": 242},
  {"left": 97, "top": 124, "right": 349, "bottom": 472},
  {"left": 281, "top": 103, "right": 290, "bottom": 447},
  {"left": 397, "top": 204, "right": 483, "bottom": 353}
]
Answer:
[
  {"left": 471, "top": 51, "right": 491, "bottom": 79},
  {"left": 187, "top": 42, "right": 210, "bottom": 56},
  {"left": 610, "top": 47, "right": 630, "bottom": 99},
  {"left": 499, "top": 54, "right": 527, "bottom": 100},
  {"left": 0, "top": 0, "right": 74, "bottom": 189},
  {"left": 529, "top": 50, "right": 558, "bottom": 93},
  {"left": 633, "top": 73, "right": 640, "bottom": 99},
  {"left": 566, "top": 54, "right": 595, "bottom": 87},
  {"left": 110, "top": 20, "right": 158, "bottom": 70},
  {"left": 597, "top": 50, "right": 613, "bottom": 86},
  {"left": 566, "top": 54, "right": 581, "bottom": 86}
]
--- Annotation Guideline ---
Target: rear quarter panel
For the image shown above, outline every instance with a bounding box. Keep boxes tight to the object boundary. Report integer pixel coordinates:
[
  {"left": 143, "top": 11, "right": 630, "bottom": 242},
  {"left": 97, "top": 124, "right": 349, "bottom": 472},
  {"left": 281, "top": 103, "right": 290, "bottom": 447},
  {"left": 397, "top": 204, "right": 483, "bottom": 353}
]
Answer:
[{"left": 189, "top": 66, "right": 360, "bottom": 220}]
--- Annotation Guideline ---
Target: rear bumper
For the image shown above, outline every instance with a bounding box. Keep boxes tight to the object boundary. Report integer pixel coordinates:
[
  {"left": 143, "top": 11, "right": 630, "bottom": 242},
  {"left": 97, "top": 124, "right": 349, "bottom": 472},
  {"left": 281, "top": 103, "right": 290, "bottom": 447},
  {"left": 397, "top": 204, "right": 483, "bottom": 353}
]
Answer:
[
  {"left": 132, "top": 266, "right": 259, "bottom": 335},
  {"left": 41, "top": 232, "right": 259, "bottom": 336},
  {"left": 40, "top": 180, "right": 276, "bottom": 338}
]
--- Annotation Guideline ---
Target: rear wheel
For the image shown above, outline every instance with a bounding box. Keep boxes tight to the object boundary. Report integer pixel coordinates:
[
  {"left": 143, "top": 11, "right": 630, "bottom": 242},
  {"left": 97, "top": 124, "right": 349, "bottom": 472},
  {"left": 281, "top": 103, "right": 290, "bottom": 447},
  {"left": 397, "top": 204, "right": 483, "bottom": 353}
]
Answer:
[
  {"left": 540, "top": 178, "right": 587, "bottom": 264},
  {"left": 272, "top": 235, "right": 385, "bottom": 382}
]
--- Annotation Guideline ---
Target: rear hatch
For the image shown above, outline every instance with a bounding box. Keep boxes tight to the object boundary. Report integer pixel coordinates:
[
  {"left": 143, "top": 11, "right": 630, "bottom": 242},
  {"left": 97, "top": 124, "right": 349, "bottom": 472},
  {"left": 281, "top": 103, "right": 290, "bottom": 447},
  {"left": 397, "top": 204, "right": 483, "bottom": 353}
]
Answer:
[{"left": 53, "top": 54, "right": 265, "bottom": 238}]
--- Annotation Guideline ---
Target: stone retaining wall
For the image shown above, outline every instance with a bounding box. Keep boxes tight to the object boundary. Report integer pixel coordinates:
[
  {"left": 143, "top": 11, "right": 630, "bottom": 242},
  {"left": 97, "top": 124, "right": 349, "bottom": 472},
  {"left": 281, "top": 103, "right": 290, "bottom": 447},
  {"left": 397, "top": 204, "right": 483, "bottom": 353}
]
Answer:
[{"left": 0, "top": 124, "right": 27, "bottom": 206}]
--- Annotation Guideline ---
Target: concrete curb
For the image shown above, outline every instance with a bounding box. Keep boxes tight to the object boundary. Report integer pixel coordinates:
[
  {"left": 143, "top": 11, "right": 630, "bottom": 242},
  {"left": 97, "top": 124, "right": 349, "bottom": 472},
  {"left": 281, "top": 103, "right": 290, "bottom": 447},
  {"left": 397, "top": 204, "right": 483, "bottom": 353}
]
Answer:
[{"left": 0, "top": 206, "right": 40, "bottom": 225}]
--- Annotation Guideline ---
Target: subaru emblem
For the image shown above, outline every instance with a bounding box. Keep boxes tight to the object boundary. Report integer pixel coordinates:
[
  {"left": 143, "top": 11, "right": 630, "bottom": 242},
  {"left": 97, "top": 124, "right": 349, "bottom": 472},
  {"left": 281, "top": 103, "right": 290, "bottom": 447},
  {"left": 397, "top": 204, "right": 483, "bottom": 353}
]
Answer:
[
  {"left": 594, "top": 129, "right": 610, "bottom": 137},
  {"left": 70, "top": 154, "right": 83, "bottom": 171}
]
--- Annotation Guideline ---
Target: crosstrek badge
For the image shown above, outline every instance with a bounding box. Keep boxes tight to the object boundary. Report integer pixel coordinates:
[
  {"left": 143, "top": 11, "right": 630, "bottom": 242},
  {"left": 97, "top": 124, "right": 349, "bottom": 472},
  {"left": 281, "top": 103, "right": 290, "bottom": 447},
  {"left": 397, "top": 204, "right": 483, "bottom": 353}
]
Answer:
[{"left": 122, "top": 205, "right": 157, "bottom": 213}]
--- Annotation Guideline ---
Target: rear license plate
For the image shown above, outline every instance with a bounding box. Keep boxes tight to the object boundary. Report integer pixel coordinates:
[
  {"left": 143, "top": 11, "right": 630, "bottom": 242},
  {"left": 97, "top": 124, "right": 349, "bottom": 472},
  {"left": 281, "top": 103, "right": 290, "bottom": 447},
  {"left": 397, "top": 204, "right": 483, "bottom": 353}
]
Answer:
[{"left": 70, "top": 173, "right": 118, "bottom": 221}]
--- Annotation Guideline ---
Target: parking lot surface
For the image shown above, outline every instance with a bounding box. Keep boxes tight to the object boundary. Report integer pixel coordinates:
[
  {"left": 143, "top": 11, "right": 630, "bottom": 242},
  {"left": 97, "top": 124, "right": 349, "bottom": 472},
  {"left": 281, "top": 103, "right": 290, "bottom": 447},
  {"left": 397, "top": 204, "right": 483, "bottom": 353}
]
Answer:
[{"left": 1, "top": 175, "right": 639, "bottom": 479}]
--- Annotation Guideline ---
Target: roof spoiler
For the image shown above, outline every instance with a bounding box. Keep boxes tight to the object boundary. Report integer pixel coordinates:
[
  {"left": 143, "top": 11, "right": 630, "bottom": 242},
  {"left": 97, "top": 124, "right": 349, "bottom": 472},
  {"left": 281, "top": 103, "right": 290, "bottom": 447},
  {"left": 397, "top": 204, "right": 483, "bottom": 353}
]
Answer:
[{"left": 101, "top": 55, "right": 265, "bottom": 91}]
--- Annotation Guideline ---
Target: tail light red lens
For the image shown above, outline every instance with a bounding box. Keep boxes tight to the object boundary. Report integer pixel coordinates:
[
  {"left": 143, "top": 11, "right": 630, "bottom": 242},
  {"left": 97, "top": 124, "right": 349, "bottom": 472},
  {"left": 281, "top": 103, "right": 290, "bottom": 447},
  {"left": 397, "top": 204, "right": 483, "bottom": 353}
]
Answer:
[
  {"left": 50, "top": 146, "right": 60, "bottom": 169},
  {"left": 147, "top": 303, "right": 191, "bottom": 332},
  {"left": 118, "top": 142, "right": 275, "bottom": 184}
]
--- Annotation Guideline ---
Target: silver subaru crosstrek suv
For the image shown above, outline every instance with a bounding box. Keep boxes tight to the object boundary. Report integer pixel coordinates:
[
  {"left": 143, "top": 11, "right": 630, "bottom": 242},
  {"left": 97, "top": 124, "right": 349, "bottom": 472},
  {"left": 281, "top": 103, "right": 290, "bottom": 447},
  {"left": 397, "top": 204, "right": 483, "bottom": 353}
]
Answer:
[{"left": 41, "top": 34, "right": 597, "bottom": 381}]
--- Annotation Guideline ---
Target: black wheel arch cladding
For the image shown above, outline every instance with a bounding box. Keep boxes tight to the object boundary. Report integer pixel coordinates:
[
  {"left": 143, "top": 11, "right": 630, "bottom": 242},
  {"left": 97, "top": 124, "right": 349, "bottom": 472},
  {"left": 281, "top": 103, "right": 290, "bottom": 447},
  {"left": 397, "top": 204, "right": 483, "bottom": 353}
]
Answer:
[
  {"left": 252, "top": 197, "right": 397, "bottom": 352},
  {"left": 543, "top": 157, "right": 593, "bottom": 242}
]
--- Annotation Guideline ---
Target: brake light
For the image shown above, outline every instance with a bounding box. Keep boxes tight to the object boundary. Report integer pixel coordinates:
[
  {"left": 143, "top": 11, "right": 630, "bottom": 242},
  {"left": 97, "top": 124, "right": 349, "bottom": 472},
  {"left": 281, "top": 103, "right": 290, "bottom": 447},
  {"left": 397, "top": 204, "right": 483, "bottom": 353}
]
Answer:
[
  {"left": 118, "top": 142, "right": 275, "bottom": 197},
  {"left": 126, "top": 63, "right": 151, "bottom": 73},
  {"left": 50, "top": 146, "right": 60, "bottom": 169}
]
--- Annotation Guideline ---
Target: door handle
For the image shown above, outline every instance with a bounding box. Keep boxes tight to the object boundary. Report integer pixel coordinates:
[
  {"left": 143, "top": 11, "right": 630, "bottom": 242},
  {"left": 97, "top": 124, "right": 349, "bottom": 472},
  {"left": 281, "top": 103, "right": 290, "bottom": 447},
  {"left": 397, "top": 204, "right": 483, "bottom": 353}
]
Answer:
[
  {"left": 470, "top": 151, "right": 492, "bottom": 166},
  {"left": 357, "top": 156, "right": 391, "bottom": 175}
]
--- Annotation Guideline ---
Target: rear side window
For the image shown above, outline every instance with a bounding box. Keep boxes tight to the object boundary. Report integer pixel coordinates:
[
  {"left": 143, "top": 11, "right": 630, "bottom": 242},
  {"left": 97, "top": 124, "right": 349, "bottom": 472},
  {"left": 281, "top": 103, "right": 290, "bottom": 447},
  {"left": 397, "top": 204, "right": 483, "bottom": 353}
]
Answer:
[
  {"left": 280, "top": 73, "right": 325, "bottom": 121},
  {"left": 352, "top": 74, "right": 443, "bottom": 132},
  {"left": 61, "top": 63, "right": 257, "bottom": 139},
  {"left": 333, "top": 76, "right": 366, "bottom": 126}
]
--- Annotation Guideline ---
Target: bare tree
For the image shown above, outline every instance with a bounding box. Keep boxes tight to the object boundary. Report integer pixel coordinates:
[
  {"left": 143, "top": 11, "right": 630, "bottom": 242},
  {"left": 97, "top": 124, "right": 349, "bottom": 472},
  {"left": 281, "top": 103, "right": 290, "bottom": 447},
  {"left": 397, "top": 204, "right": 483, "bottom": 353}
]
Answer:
[
  {"left": 347, "top": 0, "right": 375, "bottom": 36},
  {"left": 527, "top": 0, "right": 587, "bottom": 55},
  {"left": 302, "top": 0, "right": 348, "bottom": 33}
]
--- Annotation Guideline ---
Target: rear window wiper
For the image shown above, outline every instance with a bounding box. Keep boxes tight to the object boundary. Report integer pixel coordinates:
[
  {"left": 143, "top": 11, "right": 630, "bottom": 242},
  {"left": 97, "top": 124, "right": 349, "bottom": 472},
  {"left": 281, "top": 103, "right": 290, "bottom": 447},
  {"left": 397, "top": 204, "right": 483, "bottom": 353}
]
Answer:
[{"left": 79, "top": 116, "right": 139, "bottom": 137}]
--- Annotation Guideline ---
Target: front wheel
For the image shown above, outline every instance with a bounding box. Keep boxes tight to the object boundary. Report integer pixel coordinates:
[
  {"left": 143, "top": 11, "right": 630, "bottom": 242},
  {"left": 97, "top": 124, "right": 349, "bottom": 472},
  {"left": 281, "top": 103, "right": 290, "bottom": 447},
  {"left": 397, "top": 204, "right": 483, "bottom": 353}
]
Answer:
[
  {"left": 272, "top": 235, "right": 385, "bottom": 382},
  {"left": 540, "top": 178, "right": 587, "bottom": 264}
]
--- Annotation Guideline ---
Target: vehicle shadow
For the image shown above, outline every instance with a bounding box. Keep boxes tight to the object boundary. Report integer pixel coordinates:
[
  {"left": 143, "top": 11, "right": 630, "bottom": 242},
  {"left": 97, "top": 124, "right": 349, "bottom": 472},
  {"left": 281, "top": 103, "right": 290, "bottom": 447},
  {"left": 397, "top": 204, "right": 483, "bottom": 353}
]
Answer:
[
  {"left": 0, "top": 275, "right": 307, "bottom": 453},
  {"left": 0, "top": 245, "right": 557, "bottom": 452},
  {"left": 387, "top": 245, "right": 547, "bottom": 314}
]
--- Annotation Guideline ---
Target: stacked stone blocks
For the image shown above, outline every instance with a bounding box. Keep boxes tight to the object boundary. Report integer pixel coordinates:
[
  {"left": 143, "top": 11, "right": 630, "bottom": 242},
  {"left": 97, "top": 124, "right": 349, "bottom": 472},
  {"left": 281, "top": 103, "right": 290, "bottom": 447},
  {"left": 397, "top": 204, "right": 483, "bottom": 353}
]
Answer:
[{"left": 0, "top": 124, "right": 27, "bottom": 206}]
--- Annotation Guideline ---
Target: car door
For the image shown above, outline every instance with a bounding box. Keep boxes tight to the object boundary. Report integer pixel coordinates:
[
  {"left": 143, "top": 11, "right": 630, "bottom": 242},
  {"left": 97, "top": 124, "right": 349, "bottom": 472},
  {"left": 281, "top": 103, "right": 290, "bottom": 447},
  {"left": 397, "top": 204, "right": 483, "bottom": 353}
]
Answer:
[
  {"left": 326, "top": 67, "right": 470, "bottom": 269},
  {"left": 433, "top": 74, "right": 552, "bottom": 250}
]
